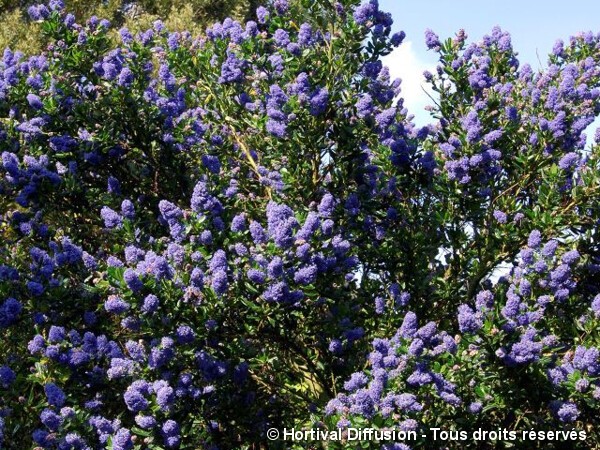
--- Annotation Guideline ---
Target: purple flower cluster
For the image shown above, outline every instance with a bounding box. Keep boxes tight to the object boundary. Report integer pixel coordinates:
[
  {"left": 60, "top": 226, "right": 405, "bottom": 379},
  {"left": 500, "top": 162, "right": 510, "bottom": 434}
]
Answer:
[
  {"left": 428, "top": 24, "right": 600, "bottom": 199},
  {"left": 326, "top": 310, "right": 462, "bottom": 426}
]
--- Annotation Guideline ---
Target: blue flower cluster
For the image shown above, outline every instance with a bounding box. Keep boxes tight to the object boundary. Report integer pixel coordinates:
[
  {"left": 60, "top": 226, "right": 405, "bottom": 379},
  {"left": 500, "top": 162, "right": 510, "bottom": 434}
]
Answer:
[
  {"left": 326, "top": 228, "right": 600, "bottom": 445},
  {"left": 430, "top": 27, "right": 600, "bottom": 197}
]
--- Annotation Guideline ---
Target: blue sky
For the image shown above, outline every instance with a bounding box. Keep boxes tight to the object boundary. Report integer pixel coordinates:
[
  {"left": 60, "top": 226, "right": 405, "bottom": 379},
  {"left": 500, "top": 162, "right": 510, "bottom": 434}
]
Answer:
[{"left": 379, "top": 0, "right": 600, "bottom": 125}]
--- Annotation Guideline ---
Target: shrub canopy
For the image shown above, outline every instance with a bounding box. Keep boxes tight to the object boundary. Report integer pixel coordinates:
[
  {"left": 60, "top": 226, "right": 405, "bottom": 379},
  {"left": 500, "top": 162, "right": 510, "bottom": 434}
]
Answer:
[
  {"left": 0, "top": 0, "right": 264, "bottom": 55},
  {"left": 1, "top": 0, "right": 600, "bottom": 449}
]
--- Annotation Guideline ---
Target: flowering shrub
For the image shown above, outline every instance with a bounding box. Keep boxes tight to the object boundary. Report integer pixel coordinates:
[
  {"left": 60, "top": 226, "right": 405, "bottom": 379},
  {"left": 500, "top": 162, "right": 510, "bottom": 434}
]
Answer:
[
  {"left": 1, "top": 0, "right": 600, "bottom": 449},
  {"left": 0, "top": 0, "right": 262, "bottom": 55}
]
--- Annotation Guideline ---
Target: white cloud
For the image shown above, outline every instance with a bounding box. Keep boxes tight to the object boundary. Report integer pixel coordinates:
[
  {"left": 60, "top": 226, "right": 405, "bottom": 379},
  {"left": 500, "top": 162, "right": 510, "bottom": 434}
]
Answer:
[{"left": 382, "top": 41, "right": 436, "bottom": 125}]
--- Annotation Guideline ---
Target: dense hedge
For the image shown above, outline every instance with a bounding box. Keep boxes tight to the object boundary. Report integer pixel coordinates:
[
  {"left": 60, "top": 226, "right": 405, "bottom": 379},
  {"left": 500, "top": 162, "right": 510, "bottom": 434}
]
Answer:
[{"left": 1, "top": 0, "right": 600, "bottom": 449}]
